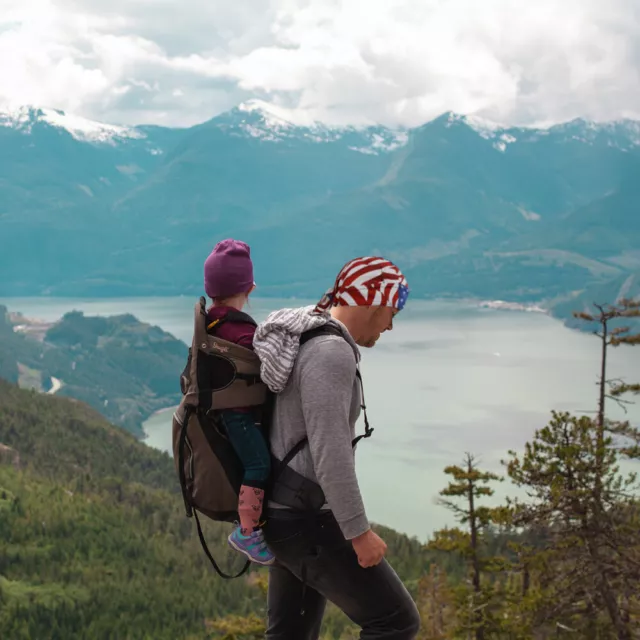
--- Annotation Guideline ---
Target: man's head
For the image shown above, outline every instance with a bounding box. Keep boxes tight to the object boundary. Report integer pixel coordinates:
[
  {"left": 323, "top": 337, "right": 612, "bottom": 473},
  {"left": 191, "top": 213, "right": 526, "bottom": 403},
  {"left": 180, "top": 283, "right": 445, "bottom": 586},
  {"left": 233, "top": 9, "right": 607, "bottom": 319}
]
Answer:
[{"left": 314, "top": 256, "right": 409, "bottom": 348}]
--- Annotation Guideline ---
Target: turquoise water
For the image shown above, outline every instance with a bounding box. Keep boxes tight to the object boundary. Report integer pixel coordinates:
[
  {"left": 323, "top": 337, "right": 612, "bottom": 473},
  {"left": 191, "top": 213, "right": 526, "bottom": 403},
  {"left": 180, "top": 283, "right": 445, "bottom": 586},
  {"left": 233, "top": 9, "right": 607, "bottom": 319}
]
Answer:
[{"left": 2, "top": 296, "right": 639, "bottom": 542}]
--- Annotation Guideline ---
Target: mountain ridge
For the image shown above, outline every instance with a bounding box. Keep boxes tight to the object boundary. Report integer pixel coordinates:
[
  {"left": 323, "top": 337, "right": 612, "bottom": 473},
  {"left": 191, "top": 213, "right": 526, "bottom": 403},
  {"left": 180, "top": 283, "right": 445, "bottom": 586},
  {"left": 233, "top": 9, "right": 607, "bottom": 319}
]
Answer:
[
  {"left": 1, "top": 100, "right": 638, "bottom": 307},
  {"left": 3, "top": 100, "right": 639, "bottom": 148}
]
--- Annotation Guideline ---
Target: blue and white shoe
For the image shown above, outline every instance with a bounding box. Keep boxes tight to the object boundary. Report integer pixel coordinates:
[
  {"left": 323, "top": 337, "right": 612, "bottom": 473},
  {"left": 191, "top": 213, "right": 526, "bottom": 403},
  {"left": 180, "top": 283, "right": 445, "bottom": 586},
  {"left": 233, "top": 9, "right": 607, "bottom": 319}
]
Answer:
[{"left": 228, "top": 526, "right": 276, "bottom": 566}]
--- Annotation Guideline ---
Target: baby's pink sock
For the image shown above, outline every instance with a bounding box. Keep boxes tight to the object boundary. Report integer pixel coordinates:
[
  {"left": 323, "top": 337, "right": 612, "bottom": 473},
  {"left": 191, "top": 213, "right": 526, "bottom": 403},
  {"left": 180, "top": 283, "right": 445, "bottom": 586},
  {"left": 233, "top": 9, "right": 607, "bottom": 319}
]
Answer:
[{"left": 238, "top": 485, "right": 264, "bottom": 535}]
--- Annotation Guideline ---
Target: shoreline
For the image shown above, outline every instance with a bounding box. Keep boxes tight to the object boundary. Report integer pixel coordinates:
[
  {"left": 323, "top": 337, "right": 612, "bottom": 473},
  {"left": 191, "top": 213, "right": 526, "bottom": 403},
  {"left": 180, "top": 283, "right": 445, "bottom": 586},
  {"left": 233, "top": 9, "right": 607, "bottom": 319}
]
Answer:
[
  {"left": 149, "top": 405, "right": 178, "bottom": 418},
  {"left": 140, "top": 405, "right": 178, "bottom": 431},
  {"left": 140, "top": 405, "right": 177, "bottom": 453},
  {"left": 140, "top": 404, "right": 178, "bottom": 438}
]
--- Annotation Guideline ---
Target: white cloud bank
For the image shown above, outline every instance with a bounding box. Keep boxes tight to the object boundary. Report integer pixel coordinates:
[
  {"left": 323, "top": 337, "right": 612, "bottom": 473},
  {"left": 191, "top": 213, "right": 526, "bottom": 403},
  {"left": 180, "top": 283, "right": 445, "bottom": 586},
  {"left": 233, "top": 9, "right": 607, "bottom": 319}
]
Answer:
[{"left": 1, "top": 0, "right": 638, "bottom": 128}]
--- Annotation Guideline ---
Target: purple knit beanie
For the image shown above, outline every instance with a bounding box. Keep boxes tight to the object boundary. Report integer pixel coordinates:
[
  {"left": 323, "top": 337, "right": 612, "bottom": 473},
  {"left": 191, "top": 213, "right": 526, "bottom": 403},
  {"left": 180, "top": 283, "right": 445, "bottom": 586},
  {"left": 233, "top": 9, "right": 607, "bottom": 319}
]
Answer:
[{"left": 203, "top": 239, "right": 254, "bottom": 299}]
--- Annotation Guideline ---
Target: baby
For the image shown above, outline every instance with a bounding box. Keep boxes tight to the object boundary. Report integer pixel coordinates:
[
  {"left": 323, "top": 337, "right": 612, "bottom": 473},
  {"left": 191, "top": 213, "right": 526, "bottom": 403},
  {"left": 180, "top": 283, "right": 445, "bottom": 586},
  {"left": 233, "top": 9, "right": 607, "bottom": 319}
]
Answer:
[{"left": 203, "top": 238, "right": 274, "bottom": 566}]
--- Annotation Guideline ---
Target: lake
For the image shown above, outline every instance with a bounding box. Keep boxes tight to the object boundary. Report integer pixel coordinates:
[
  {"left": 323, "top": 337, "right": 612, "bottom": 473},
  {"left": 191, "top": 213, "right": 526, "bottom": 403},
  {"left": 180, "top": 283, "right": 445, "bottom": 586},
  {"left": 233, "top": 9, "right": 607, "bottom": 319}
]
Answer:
[{"left": 2, "top": 295, "right": 639, "bottom": 542}]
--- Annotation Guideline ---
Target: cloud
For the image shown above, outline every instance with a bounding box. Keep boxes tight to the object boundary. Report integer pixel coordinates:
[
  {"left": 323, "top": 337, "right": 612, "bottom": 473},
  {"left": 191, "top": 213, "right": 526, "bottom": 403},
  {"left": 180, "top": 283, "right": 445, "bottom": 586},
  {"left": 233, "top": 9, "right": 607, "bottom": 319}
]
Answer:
[{"left": 1, "top": 0, "right": 639, "bottom": 128}]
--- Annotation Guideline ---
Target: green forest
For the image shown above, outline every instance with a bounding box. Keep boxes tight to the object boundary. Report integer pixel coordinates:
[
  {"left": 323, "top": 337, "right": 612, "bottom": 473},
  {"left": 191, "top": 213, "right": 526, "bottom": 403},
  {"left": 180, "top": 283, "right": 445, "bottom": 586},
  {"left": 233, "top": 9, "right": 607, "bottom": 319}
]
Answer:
[
  {"left": 0, "top": 305, "right": 186, "bottom": 435},
  {"left": 0, "top": 299, "right": 639, "bottom": 639}
]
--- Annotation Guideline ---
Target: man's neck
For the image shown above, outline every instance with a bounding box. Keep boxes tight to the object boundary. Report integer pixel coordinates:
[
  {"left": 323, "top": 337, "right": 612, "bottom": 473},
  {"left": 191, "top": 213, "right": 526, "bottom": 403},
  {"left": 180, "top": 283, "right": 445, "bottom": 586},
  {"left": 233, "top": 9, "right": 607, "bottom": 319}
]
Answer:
[{"left": 330, "top": 306, "right": 362, "bottom": 343}]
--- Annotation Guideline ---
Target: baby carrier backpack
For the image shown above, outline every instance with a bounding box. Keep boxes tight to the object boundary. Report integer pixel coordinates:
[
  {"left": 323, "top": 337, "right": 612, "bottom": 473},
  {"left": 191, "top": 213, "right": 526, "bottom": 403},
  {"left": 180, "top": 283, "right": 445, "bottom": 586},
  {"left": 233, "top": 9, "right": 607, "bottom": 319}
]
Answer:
[{"left": 172, "top": 297, "right": 270, "bottom": 578}]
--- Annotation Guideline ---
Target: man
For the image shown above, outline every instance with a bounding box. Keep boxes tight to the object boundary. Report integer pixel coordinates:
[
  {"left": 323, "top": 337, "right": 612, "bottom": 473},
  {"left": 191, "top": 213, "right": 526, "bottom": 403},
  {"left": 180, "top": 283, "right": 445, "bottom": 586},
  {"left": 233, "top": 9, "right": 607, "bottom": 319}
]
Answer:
[{"left": 252, "top": 256, "right": 420, "bottom": 640}]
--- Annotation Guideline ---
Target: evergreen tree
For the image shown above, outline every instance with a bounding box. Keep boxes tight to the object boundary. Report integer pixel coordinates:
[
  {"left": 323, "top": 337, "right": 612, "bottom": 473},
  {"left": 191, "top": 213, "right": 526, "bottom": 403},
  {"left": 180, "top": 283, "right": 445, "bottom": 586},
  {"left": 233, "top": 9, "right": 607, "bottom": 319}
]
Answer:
[
  {"left": 427, "top": 453, "right": 506, "bottom": 639},
  {"left": 502, "top": 298, "right": 640, "bottom": 638},
  {"left": 416, "top": 563, "right": 456, "bottom": 639}
]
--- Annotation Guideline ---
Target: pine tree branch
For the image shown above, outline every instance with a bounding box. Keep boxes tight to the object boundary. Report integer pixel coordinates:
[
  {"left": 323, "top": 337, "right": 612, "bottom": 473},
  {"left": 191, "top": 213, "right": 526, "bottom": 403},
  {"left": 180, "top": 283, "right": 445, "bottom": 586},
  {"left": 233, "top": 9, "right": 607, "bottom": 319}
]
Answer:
[{"left": 610, "top": 383, "right": 640, "bottom": 397}]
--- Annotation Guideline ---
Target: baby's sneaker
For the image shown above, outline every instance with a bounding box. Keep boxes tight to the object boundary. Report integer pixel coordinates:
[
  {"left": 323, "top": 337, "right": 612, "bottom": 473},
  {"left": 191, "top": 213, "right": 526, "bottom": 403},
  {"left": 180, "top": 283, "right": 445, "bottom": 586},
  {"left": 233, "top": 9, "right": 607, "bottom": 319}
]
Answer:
[{"left": 228, "top": 526, "right": 276, "bottom": 566}]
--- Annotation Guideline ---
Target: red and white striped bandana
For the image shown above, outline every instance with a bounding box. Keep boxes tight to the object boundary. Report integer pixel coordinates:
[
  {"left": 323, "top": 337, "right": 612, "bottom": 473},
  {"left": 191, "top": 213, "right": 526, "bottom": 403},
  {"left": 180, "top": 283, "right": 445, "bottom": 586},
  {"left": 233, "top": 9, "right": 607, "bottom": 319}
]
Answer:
[{"left": 314, "top": 256, "right": 410, "bottom": 313}]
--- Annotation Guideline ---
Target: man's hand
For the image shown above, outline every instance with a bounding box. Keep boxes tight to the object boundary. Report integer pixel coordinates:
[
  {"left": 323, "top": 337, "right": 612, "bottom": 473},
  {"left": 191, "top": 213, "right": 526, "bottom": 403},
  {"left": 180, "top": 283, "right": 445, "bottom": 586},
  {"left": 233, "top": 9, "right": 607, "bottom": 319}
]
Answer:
[{"left": 351, "top": 528, "right": 387, "bottom": 568}]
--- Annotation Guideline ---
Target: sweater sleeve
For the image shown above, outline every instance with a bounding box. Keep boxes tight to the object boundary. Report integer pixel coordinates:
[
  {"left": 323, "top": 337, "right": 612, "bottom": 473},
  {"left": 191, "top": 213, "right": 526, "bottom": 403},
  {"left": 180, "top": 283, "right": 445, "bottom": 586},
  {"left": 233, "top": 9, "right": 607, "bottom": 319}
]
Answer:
[{"left": 296, "top": 337, "right": 370, "bottom": 540}]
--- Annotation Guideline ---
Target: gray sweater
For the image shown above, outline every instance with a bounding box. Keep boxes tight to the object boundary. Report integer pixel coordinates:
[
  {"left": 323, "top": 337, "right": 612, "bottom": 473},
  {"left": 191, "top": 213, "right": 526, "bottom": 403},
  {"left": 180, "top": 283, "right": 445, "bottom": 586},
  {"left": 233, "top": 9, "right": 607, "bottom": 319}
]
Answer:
[{"left": 255, "top": 309, "right": 369, "bottom": 540}]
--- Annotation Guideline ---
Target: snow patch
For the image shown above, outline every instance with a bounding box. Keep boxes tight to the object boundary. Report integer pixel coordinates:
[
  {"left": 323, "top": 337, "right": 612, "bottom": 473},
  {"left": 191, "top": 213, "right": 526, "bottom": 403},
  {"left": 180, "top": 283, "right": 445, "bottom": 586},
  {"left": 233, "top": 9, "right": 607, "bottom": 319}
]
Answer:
[
  {"left": 463, "top": 114, "right": 505, "bottom": 137},
  {"left": 349, "top": 146, "right": 377, "bottom": 155},
  {"left": 233, "top": 101, "right": 325, "bottom": 142},
  {"left": 446, "top": 111, "right": 640, "bottom": 152},
  {"left": 48, "top": 376, "right": 62, "bottom": 394},
  {"left": 446, "top": 112, "right": 505, "bottom": 138},
  {"left": 518, "top": 206, "right": 541, "bottom": 221},
  {"left": 41, "top": 108, "right": 144, "bottom": 144},
  {"left": 0, "top": 105, "right": 145, "bottom": 145},
  {"left": 493, "top": 133, "right": 517, "bottom": 152},
  {"left": 237, "top": 99, "right": 313, "bottom": 128},
  {"left": 227, "top": 100, "right": 408, "bottom": 153},
  {"left": 0, "top": 105, "right": 33, "bottom": 130},
  {"left": 371, "top": 131, "right": 409, "bottom": 152},
  {"left": 447, "top": 111, "right": 523, "bottom": 150},
  {"left": 348, "top": 131, "right": 409, "bottom": 155},
  {"left": 243, "top": 123, "right": 281, "bottom": 142},
  {"left": 549, "top": 118, "right": 640, "bottom": 150}
]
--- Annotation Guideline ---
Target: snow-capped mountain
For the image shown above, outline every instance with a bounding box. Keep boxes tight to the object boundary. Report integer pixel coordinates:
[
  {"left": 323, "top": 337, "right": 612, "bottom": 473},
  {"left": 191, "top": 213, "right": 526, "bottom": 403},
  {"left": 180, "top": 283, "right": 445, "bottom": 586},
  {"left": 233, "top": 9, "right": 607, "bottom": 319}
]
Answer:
[
  {"left": 0, "top": 105, "right": 146, "bottom": 145},
  {"left": 1, "top": 100, "right": 640, "bottom": 304},
  {"left": 0, "top": 105, "right": 183, "bottom": 220},
  {"left": 444, "top": 111, "right": 640, "bottom": 153},
  {"left": 0, "top": 100, "right": 407, "bottom": 163},
  {"left": 543, "top": 118, "right": 640, "bottom": 151},
  {"left": 2, "top": 99, "right": 638, "bottom": 156},
  {"left": 205, "top": 99, "right": 409, "bottom": 155}
]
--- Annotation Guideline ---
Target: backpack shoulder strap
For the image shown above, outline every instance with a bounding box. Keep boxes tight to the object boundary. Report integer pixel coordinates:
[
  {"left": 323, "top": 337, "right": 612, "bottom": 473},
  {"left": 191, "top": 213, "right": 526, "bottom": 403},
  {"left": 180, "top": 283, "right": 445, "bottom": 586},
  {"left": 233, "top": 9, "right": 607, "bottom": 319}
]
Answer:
[
  {"left": 299, "top": 322, "right": 344, "bottom": 345},
  {"left": 299, "top": 323, "right": 372, "bottom": 443},
  {"left": 224, "top": 309, "right": 257, "bottom": 326},
  {"left": 270, "top": 322, "right": 373, "bottom": 494},
  {"left": 207, "top": 308, "right": 257, "bottom": 334}
]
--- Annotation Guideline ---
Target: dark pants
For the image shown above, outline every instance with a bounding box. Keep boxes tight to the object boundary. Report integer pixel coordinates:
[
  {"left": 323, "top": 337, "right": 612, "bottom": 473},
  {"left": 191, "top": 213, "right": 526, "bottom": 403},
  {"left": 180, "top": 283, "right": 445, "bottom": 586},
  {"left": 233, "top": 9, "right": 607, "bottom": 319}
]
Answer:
[
  {"left": 263, "top": 509, "right": 421, "bottom": 640},
  {"left": 220, "top": 410, "right": 271, "bottom": 488}
]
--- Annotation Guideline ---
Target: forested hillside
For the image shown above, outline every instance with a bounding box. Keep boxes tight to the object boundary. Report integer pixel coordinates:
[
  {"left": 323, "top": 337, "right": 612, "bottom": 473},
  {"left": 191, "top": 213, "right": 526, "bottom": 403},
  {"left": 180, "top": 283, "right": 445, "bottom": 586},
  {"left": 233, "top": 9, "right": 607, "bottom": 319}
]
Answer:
[
  {"left": 0, "top": 306, "right": 186, "bottom": 436},
  {"left": 0, "top": 379, "right": 440, "bottom": 639}
]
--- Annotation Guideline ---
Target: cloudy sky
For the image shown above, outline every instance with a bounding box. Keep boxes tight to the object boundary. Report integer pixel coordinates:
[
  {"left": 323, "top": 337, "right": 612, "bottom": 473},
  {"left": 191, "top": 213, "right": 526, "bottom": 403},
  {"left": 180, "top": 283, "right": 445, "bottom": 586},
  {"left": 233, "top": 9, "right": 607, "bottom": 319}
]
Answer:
[{"left": 1, "top": 0, "right": 639, "bottom": 128}]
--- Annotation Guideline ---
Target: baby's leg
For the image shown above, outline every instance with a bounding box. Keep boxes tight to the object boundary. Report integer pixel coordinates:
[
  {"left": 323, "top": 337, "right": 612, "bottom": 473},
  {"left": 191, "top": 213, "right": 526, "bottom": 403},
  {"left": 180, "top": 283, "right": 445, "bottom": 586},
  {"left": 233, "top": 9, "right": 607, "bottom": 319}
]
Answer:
[{"left": 220, "top": 410, "right": 270, "bottom": 534}]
